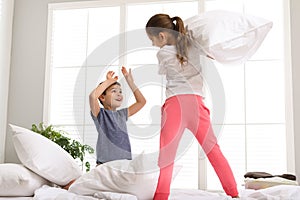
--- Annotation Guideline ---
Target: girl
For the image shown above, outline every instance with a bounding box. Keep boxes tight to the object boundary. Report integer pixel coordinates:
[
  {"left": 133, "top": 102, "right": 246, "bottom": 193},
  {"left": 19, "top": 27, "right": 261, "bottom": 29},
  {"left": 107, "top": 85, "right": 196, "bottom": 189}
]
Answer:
[{"left": 145, "top": 14, "right": 239, "bottom": 199}]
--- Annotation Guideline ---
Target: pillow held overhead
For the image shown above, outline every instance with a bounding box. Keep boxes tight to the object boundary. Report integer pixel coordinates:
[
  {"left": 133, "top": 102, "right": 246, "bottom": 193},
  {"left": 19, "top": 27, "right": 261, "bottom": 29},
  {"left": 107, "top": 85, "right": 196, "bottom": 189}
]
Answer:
[
  {"left": 9, "top": 124, "right": 82, "bottom": 186},
  {"left": 184, "top": 10, "right": 273, "bottom": 65}
]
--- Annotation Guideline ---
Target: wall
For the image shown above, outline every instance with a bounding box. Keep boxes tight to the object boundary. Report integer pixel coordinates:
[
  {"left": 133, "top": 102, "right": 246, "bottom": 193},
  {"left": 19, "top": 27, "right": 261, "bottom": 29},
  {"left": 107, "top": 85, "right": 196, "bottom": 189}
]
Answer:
[
  {"left": 0, "top": 0, "right": 14, "bottom": 163},
  {"left": 5, "top": 0, "right": 98, "bottom": 162},
  {"left": 290, "top": 0, "right": 300, "bottom": 180},
  {"left": 5, "top": 0, "right": 300, "bottom": 180}
]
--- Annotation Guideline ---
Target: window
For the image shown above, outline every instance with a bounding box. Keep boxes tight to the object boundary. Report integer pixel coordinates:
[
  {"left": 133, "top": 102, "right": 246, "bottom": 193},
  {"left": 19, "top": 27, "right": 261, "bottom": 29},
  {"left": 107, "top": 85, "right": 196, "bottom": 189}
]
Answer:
[
  {"left": 0, "top": 0, "right": 2, "bottom": 18},
  {"left": 45, "top": 0, "right": 291, "bottom": 191},
  {"left": 0, "top": 0, "right": 4, "bottom": 163}
]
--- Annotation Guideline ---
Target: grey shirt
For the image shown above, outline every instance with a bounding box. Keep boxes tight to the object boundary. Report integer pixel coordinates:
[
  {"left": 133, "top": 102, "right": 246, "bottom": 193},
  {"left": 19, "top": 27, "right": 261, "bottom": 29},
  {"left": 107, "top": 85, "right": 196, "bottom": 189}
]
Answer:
[
  {"left": 157, "top": 44, "right": 205, "bottom": 99},
  {"left": 91, "top": 108, "right": 132, "bottom": 163}
]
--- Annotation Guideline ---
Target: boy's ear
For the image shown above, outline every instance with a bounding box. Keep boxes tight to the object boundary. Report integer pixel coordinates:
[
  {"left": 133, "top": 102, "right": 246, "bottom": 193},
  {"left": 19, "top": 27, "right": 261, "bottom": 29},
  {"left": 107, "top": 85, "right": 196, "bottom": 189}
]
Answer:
[{"left": 99, "top": 94, "right": 105, "bottom": 102}]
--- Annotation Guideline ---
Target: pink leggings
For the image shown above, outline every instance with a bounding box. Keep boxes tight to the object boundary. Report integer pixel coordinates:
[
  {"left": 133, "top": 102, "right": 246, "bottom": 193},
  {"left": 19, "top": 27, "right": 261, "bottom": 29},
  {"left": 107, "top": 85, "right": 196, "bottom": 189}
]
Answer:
[{"left": 153, "top": 95, "right": 238, "bottom": 200}]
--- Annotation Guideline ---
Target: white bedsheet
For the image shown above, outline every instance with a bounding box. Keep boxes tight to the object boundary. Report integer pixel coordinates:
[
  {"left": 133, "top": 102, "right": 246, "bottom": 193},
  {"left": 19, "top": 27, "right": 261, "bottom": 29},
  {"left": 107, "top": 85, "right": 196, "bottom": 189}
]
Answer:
[
  {"left": 4, "top": 185, "right": 300, "bottom": 200},
  {"left": 33, "top": 185, "right": 138, "bottom": 200},
  {"left": 33, "top": 185, "right": 98, "bottom": 200},
  {"left": 239, "top": 185, "right": 300, "bottom": 200},
  {"left": 170, "top": 189, "right": 231, "bottom": 200},
  {"left": 0, "top": 198, "right": 32, "bottom": 200}
]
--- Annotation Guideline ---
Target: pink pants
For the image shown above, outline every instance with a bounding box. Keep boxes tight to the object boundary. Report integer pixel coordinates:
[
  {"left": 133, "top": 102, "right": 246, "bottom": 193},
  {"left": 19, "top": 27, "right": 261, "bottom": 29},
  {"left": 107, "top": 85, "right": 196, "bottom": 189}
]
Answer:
[{"left": 153, "top": 95, "right": 238, "bottom": 200}]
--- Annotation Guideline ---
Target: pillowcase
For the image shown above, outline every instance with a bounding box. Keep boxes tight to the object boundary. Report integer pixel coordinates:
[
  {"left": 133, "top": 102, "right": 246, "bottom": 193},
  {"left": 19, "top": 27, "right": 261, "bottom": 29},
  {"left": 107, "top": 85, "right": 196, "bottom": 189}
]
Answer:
[
  {"left": 0, "top": 163, "right": 48, "bottom": 196},
  {"left": 9, "top": 124, "right": 82, "bottom": 186},
  {"left": 184, "top": 10, "right": 273, "bottom": 65},
  {"left": 69, "top": 153, "right": 180, "bottom": 200}
]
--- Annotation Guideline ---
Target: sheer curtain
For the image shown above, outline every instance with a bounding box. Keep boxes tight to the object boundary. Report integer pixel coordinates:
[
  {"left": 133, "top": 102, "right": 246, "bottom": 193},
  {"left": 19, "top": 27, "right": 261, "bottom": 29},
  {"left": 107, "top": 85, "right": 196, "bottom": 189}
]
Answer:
[{"left": 0, "top": 0, "right": 14, "bottom": 163}]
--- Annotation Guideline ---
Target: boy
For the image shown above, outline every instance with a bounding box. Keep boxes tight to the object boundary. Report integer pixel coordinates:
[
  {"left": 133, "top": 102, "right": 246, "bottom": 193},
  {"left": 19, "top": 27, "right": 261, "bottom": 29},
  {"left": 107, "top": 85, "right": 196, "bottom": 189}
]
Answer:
[{"left": 89, "top": 66, "right": 146, "bottom": 165}]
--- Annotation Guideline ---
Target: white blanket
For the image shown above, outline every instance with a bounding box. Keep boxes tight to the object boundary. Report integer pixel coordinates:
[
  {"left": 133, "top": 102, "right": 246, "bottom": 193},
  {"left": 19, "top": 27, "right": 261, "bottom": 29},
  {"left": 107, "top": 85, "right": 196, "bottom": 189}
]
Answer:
[
  {"left": 33, "top": 185, "right": 137, "bottom": 200},
  {"left": 32, "top": 185, "right": 300, "bottom": 200},
  {"left": 240, "top": 185, "right": 300, "bottom": 200}
]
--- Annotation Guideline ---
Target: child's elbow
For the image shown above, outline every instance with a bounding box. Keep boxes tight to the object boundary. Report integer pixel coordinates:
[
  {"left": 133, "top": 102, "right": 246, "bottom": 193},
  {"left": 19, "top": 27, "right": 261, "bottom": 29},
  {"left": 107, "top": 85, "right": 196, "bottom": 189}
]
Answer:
[
  {"left": 143, "top": 99, "right": 147, "bottom": 106},
  {"left": 89, "top": 91, "right": 97, "bottom": 101},
  {"left": 141, "top": 98, "right": 146, "bottom": 107}
]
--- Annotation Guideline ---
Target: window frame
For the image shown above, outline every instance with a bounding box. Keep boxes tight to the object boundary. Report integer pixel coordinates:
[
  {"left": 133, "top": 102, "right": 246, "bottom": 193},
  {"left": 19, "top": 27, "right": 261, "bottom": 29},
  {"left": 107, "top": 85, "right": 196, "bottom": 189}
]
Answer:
[{"left": 44, "top": 0, "right": 294, "bottom": 190}]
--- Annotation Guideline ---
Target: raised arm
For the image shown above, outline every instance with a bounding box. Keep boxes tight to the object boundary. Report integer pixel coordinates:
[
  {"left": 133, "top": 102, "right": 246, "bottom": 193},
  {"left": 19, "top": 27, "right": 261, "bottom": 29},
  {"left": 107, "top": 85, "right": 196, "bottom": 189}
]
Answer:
[
  {"left": 121, "top": 66, "right": 146, "bottom": 117},
  {"left": 89, "top": 71, "right": 118, "bottom": 117}
]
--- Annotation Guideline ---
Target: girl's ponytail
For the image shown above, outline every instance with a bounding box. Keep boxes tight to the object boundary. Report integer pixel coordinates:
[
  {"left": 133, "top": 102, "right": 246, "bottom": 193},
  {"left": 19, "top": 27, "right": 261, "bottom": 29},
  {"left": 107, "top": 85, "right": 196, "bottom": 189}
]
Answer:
[{"left": 171, "top": 16, "right": 190, "bottom": 65}]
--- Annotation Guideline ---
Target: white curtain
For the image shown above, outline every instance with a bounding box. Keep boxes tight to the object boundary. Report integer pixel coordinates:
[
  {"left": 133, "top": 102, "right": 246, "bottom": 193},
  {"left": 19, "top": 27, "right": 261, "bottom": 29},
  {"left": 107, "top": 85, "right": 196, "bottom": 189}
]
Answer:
[{"left": 0, "top": 0, "right": 14, "bottom": 163}]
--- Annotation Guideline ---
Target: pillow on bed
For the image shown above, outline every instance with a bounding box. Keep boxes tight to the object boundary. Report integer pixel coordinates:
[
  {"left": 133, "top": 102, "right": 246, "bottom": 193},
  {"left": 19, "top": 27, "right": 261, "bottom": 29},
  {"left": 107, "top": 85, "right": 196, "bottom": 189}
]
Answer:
[
  {"left": 69, "top": 153, "right": 179, "bottom": 200},
  {"left": 184, "top": 10, "right": 273, "bottom": 64},
  {"left": 244, "top": 177, "right": 299, "bottom": 190},
  {"left": 9, "top": 124, "right": 82, "bottom": 186},
  {"left": 0, "top": 163, "right": 48, "bottom": 196}
]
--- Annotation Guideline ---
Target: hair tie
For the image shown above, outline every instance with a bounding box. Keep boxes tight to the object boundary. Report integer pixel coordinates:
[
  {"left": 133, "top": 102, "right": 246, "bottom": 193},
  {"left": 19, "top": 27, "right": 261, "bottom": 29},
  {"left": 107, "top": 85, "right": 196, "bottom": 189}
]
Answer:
[{"left": 170, "top": 17, "right": 176, "bottom": 30}]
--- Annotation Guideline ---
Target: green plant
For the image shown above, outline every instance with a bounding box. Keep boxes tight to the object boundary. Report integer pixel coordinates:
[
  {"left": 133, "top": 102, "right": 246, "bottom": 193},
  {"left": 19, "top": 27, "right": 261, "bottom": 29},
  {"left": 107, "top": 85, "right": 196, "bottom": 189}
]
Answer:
[{"left": 31, "top": 122, "right": 94, "bottom": 172}]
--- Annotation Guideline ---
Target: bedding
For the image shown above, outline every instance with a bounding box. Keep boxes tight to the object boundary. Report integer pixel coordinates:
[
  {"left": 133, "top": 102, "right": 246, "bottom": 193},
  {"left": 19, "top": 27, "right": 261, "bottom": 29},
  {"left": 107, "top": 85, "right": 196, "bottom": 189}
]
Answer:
[
  {"left": 68, "top": 152, "right": 160, "bottom": 200},
  {"left": 69, "top": 152, "right": 182, "bottom": 200},
  {"left": 9, "top": 124, "right": 82, "bottom": 186},
  {"left": 1, "top": 164, "right": 300, "bottom": 200},
  {"left": 4, "top": 125, "right": 300, "bottom": 199},
  {"left": 1, "top": 185, "right": 299, "bottom": 200},
  {"left": 0, "top": 198, "right": 32, "bottom": 200},
  {"left": 0, "top": 163, "right": 48, "bottom": 197},
  {"left": 244, "top": 177, "right": 298, "bottom": 190},
  {"left": 240, "top": 185, "right": 300, "bottom": 200},
  {"left": 185, "top": 10, "right": 273, "bottom": 65}
]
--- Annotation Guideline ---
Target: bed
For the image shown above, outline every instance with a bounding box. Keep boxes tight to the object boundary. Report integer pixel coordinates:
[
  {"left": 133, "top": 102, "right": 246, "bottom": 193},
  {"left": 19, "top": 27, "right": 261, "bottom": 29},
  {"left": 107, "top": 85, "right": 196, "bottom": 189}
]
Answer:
[
  {"left": 3, "top": 125, "right": 299, "bottom": 200},
  {"left": 1, "top": 185, "right": 300, "bottom": 200}
]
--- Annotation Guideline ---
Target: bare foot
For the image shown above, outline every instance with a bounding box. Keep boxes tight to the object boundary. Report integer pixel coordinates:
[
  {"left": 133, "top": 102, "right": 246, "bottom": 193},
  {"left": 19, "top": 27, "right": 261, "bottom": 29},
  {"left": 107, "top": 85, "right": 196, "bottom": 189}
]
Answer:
[{"left": 62, "top": 179, "right": 76, "bottom": 190}]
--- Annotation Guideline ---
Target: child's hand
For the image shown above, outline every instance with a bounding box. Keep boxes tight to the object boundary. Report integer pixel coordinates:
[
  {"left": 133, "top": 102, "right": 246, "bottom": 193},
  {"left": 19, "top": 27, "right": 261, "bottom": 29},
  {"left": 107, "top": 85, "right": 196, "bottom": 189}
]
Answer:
[
  {"left": 121, "top": 66, "right": 134, "bottom": 83},
  {"left": 106, "top": 71, "right": 118, "bottom": 81}
]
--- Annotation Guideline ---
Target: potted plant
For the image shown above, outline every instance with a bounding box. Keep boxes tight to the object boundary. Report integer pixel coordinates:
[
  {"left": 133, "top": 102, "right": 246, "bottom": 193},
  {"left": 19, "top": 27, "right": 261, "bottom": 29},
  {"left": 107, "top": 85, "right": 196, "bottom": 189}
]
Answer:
[{"left": 31, "top": 122, "right": 94, "bottom": 172}]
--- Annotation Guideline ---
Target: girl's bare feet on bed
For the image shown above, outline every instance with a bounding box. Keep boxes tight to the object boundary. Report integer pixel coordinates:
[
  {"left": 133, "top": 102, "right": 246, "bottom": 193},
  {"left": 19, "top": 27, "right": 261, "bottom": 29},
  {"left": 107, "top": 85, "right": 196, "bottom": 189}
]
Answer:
[{"left": 62, "top": 179, "right": 76, "bottom": 190}]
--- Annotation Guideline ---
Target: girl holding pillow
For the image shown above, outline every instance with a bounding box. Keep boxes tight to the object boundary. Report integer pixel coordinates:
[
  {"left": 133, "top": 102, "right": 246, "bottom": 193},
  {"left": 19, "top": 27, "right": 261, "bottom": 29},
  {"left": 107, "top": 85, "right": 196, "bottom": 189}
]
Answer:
[{"left": 145, "top": 14, "right": 239, "bottom": 199}]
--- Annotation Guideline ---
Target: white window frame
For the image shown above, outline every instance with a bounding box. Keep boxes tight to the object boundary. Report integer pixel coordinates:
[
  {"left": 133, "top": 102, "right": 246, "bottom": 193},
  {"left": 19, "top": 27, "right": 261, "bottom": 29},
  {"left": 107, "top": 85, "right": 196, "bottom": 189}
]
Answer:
[
  {"left": 283, "top": 0, "right": 295, "bottom": 174},
  {"left": 43, "top": 0, "right": 294, "bottom": 190},
  {"left": 0, "top": 0, "right": 14, "bottom": 163}
]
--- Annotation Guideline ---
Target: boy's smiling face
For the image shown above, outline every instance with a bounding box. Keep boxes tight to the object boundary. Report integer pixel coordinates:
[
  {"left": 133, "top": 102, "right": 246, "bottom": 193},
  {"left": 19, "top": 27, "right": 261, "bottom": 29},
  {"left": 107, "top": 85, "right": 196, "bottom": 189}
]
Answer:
[{"left": 100, "top": 84, "right": 123, "bottom": 110}]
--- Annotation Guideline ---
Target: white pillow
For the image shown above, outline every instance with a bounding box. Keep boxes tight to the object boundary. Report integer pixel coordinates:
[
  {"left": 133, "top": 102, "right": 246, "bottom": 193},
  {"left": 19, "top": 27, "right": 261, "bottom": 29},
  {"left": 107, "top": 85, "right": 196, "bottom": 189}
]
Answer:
[
  {"left": 0, "top": 163, "right": 48, "bottom": 196},
  {"left": 69, "top": 153, "right": 179, "bottom": 200},
  {"left": 185, "top": 10, "right": 273, "bottom": 64},
  {"left": 244, "top": 177, "right": 299, "bottom": 190},
  {"left": 9, "top": 124, "right": 82, "bottom": 186}
]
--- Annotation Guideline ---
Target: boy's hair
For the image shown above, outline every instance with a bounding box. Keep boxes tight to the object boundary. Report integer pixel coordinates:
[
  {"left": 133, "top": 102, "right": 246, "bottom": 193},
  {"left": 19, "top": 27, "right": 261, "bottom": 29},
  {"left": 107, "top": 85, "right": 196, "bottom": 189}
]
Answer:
[
  {"left": 98, "top": 82, "right": 121, "bottom": 105},
  {"left": 146, "top": 13, "right": 191, "bottom": 65}
]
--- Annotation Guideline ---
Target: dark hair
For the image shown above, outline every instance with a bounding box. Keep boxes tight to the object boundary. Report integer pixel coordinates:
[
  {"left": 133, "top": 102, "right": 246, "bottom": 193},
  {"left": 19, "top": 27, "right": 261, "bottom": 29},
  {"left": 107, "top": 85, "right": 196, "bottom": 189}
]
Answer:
[
  {"left": 146, "top": 13, "right": 191, "bottom": 64},
  {"left": 98, "top": 82, "right": 121, "bottom": 105}
]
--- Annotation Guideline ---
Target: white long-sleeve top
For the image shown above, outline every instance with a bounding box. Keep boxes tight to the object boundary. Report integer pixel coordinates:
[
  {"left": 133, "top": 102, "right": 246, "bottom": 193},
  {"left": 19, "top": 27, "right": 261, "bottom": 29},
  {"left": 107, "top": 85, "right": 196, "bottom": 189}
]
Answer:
[{"left": 157, "top": 44, "right": 205, "bottom": 99}]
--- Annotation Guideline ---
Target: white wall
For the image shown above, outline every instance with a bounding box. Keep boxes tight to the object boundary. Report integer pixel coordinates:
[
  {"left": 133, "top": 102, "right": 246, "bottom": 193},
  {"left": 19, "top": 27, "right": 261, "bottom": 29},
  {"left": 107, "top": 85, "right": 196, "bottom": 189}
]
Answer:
[
  {"left": 290, "top": 0, "right": 300, "bottom": 180},
  {"left": 0, "top": 0, "right": 14, "bottom": 163},
  {"left": 4, "top": 0, "right": 300, "bottom": 180},
  {"left": 5, "top": 0, "right": 97, "bottom": 162}
]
